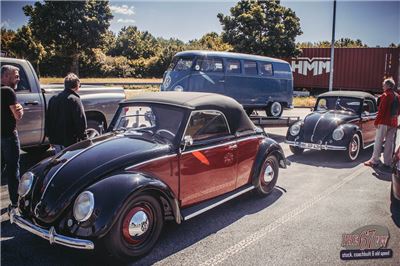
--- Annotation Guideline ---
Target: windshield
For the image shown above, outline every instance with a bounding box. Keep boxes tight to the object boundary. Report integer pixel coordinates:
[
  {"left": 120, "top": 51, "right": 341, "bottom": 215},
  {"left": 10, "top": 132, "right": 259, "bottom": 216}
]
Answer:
[
  {"left": 170, "top": 56, "right": 195, "bottom": 71},
  {"left": 316, "top": 97, "right": 362, "bottom": 114},
  {"left": 113, "top": 104, "right": 185, "bottom": 142}
]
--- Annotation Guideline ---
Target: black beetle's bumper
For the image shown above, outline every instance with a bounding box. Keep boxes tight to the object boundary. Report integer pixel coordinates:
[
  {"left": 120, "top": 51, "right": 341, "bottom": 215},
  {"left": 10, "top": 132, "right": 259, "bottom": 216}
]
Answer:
[
  {"left": 285, "top": 140, "right": 347, "bottom": 151},
  {"left": 9, "top": 208, "right": 94, "bottom": 250}
]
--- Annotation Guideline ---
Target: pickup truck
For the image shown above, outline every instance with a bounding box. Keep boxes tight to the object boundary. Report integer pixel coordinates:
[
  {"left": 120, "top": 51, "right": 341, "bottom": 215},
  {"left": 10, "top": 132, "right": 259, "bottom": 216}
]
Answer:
[{"left": 1, "top": 57, "right": 126, "bottom": 153}]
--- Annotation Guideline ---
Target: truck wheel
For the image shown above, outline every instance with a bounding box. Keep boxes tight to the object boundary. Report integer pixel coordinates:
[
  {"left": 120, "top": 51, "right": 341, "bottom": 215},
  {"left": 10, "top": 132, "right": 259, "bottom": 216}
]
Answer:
[
  {"left": 87, "top": 120, "right": 102, "bottom": 139},
  {"left": 255, "top": 155, "right": 279, "bottom": 196},
  {"left": 266, "top": 102, "right": 283, "bottom": 117},
  {"left": 22, "top": 145, "right": 50, "bottom": 154},
  {"left": 103, "top": 194, "right": 164, "bottom": 261},
  {"left": 289, "top": 145, "right": 304, "bottom": 155},
  {"left": 344, "top": 134, "right": 360, "bottom": 161}
]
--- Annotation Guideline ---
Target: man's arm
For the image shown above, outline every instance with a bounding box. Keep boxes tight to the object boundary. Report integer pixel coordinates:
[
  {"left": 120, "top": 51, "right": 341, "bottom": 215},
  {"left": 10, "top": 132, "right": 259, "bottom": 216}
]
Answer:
[
  {"left": 9, "top": 103, "right": 23, "bottom": 120},
  {"left": 70, "top": 98, "right": 87, "bottom": 140}
]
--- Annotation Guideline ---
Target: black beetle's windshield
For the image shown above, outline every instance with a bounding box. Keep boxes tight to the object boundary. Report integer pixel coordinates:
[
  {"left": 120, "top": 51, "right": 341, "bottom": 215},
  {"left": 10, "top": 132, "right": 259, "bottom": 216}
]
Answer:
[
  {"left": 112, "top": 104, "right": 185, "bottom": 142},
  {"left": 315, "top": 97, "right": 362, "bottom": 114}
]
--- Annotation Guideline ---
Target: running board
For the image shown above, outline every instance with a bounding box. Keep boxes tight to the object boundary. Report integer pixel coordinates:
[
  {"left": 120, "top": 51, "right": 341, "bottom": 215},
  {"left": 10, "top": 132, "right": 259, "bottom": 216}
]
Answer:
[{"left": 181, "top": 184, "right": 255, "bottom": 221}]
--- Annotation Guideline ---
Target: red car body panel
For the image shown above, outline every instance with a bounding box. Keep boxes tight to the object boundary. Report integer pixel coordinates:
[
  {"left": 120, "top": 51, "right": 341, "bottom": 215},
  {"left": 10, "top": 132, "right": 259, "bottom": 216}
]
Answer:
[
  {"left": 236, "top": 137, "right": 262, "bottom": 188},
  {"left": 179, "top": 142, "right": 238, "bottom": 207}
]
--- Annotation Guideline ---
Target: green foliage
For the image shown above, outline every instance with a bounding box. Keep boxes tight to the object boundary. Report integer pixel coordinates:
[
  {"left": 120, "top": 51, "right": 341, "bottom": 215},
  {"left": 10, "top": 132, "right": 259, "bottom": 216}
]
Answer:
[
  {"left": 23, "top": 0, "right": 113, "bottom": 74},
  {"left": 1, "top": 28, "right": 16, "bottom": 56},
  {"left": 187, "top": 32, "right": 233, "bottom": 51},
  {"left": 110, "top": 26, "right": 159, "bottom": 60},
  {"left": 297, "top": 38, "right": 368, "bottom": 48},
  {"left": 218, "top": 0, "right": 302, "bottom": 57}
]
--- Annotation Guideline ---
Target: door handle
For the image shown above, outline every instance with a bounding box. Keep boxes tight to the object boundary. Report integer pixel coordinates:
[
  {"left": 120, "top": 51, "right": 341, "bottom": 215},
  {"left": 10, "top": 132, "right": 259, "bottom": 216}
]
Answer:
[
  {"left": 228, "top": 144, "right": 237, "bottom": 150},
  {"left": 24, "top": 101, "right": 39, "bottom": 105}
]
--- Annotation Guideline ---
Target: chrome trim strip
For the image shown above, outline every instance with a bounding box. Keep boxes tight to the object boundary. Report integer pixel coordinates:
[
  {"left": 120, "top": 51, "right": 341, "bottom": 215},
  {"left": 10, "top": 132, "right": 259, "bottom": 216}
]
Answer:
[
  {"left": 311, "top": 115, "right": 324, "bottom": 142},
  {"left": 41, "top": 137, "right": 117, "bottom": 201},
  {"left": 125, "top": 154, "right": 178, "bottom": 171},
  {"left": 363, "top": 142, "right": 374, "bottom": 149},
  {"left": 181, "top": 135, "right": 261, "bottom": 155},
  {"left": 184, "top": 185, "right": 255, "bottom": 221},
  {"left": 9, "top": 209, "right": 94, "bottom": 250},
  {"left": 285, "top": 140, "right": 347, "bottom": 151}
]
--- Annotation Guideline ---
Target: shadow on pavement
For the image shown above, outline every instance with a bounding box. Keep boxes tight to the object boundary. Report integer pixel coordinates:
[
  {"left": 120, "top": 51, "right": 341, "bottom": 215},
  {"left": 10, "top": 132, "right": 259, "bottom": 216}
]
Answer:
[{"left": 1, "top": 187, "right": 283, "bottom": 266}]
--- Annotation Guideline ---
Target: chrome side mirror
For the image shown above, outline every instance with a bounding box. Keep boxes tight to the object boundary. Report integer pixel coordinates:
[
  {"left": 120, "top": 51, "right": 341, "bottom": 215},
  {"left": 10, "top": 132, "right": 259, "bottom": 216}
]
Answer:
[{"left": 181, "top": 135, "right": 193, "bottom": 151}]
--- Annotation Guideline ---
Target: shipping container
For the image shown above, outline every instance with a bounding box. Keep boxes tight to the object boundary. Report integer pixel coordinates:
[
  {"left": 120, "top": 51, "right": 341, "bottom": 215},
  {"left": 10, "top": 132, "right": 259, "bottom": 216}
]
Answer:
[{"left": 285, "top": 48, "right": 399, "bottom": 92}]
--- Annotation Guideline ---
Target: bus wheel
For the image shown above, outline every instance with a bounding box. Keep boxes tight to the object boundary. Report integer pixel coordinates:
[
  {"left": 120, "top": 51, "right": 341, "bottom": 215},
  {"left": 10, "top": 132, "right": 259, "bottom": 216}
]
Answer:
[{"left": 266, "top": 102, "right": 283, "bottom": 117}]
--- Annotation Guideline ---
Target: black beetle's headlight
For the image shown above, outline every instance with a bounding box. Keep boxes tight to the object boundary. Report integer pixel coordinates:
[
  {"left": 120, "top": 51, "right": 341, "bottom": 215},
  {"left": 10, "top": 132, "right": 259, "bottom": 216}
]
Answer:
[
  {"left": 73, "top": 191, "right": 95, "bottom": 222},
  {"left": 332, "top": 127, "right": 344, "bottom": 141},
  {"left": 289, "top": 121, "right": 302, "bottom": 136},
  {"left": 18, "top": 172, "right": 34, "bottom": 197}
]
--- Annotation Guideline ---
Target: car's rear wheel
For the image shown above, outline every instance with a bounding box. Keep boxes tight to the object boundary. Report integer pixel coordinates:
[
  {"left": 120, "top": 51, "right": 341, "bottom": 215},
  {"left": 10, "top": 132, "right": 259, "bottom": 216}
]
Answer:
[
  {"left": 289, "top": 145, "right": 304, "bottom": 155},
  {"left": 255, "top": 155, "right": 279, "bottom": 196},
  {"left": 266, "top": 102, "right": 283, "bottom": 117},
  {"left": 103, "top": 194, "right": 163, "bottom": 261},
  {"left": 345, "top": 134, "right": 360, "bottom": 161}
]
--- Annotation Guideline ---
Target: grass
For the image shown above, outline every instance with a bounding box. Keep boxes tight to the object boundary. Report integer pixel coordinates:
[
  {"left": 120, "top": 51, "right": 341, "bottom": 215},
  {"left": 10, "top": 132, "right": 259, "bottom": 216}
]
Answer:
[{"left": 293, "top": 96, "right": 316, "bottom": 108}]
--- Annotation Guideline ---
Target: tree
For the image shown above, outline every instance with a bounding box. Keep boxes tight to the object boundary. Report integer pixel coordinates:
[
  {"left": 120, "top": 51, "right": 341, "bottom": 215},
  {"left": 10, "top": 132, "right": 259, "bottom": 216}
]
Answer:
[
  {"left": 1, "top": 28, "right": 16, "bottom": 56},
  {"left": 187, "top": 32, "right": 233, "bottom": 51},
  {"left": 111, "top": 26, "right": 159, "bottom": 60},
  {"left": 23, "top": 0, "right": 113, "bottom": 75},
  {"left": 9, "top": 26, "right": 46, "bottom": 75},
  {"left": 218, "top": 0, "right": 302, "bottom": 57}
]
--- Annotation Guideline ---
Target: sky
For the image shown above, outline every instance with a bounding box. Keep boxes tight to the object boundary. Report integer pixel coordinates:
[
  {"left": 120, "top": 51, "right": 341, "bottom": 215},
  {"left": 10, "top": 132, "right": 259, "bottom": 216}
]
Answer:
[{"left": 1, "top": 0, "right": 399, "bottom": 47}]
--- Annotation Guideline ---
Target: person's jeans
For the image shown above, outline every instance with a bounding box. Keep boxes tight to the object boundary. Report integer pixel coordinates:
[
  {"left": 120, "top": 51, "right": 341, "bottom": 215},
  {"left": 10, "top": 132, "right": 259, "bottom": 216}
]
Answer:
[
  {"left": 1, "top": 132, "right": 20, "bottom": 205},
  {"left": 371, "top": 125, "right": 397, "bottom": 165}
]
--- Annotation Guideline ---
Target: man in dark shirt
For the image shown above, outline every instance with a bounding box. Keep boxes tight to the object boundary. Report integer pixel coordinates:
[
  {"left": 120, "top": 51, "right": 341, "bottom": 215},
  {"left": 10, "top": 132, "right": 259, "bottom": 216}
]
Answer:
[
  {"left": 45, "top": 73, "right": 87, "bottom": 153},
  {"left": 1, "top": 65, "right": 23, "bottom": 207}
]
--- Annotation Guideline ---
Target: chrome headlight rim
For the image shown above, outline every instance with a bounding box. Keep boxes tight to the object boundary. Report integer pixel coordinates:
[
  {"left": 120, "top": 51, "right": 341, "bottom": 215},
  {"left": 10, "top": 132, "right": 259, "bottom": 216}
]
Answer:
[
  {"left": 18, "top": 172, "right": 34, "bottom": 197},
  {"left": 173, "top": 85, "right": 184, "bottom": 92},
  {"left": 289, "top": 121, "right": 302, "bottom": 136},
  {"left": 332, "top": 127, "right": 345, "bottom": 141},
  {"left": 73, "top": 191, "right": 95, "bottom": 222}
]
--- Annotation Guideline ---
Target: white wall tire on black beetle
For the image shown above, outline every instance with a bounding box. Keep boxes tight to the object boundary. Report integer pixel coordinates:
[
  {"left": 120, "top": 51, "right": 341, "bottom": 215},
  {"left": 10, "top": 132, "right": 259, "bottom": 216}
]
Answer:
[
  {"left": 255, "top": 155, "right": 279, "bottom": 196},
  {"left": 345, "top": 134, "right": 360, "bottom": 161},
  {"left": 266, "top": 102, "right": 283, "bottom": 117},
  {"left": 103, "top": 194, "right": 163, "bottom": 261}
]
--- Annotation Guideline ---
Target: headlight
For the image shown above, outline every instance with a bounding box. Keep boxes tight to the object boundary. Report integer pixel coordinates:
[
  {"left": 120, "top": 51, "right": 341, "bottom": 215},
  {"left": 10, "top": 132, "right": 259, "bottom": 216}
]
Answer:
[
  {"left": 73, "top": 191, "right": 95, "bottom": 222},
  {"left": 18, "top": 172, "right": 34, "bottom": 197},
  {"left": 289, "top": 122, "right": 302, "bottom": 136},
  {"left": 332, "top": 127, "right": 344, "bottom": 141},
  {"left": 173, "top": 85, "right": 183, "bottom": 92}
]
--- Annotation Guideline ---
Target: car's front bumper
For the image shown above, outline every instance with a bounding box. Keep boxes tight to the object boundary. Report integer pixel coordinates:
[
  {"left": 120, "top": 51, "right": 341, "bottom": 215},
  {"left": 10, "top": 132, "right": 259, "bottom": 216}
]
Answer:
[
  {"left": 285, "top": 140, "right": 347, "bottom": 151},
  {"left": 9, "top": 208, "right": 94, "bottom": 250}
]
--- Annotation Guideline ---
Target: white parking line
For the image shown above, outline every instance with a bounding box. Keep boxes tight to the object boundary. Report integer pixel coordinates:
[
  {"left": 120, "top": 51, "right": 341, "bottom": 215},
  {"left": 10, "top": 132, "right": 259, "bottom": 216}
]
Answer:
[{"left": 199, "top": 165, "right": 368, "bottom": 266}]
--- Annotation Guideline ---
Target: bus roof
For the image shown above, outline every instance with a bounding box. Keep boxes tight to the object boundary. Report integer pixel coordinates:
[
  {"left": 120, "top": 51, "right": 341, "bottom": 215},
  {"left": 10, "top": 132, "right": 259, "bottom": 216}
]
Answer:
[{"left": 175, "top": 50, "right": 288, "bottom": 64}]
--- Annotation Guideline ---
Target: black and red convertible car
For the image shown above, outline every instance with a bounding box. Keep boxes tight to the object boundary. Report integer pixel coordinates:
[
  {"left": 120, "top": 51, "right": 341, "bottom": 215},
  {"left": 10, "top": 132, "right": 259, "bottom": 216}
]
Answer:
[
  {"left": 10, "top": 92, "right": 288, "bottom": 261},
  {"left": 286, "top": 91, "right": 377, "bottom": 161}
]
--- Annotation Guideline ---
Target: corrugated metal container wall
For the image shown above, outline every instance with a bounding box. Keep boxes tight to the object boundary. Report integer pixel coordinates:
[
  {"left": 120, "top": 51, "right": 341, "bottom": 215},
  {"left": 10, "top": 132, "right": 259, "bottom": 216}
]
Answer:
[{"left": 286, "top": 48, "right": 399, "bottom": 92}]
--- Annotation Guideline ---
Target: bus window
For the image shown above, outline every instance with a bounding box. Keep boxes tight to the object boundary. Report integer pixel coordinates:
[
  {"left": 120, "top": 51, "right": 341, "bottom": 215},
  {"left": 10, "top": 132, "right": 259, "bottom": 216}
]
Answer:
[
  {"left": 173, "top": 57, "right": 194, "bottom": 71},
  {"left": 197, "top": 58, "right": 224, "bottom": 72},
  {"left": 226, "top": 59, "right": 241, "bottom": 74},
  {"left": 244, "top": 61, "right": 257, "bottom": 75},
  {"left": 259, "top": 62, "right": 273, "bottom": 76}
]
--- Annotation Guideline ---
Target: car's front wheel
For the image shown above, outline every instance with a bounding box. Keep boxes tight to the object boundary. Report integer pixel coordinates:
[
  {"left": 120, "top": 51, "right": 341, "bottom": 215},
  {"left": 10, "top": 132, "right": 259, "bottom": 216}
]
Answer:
[
  {"left": 103, "top": 194, "right": 164, "bottom": 261},
  {"left": 345, "top": 134, "right": 360, "bottom": 161},
  {"left": 289, "top": 145, "right": 304, "bottom": 155},
  {"left": 255, "top": 155, "right": 279, "bottom": 196}
]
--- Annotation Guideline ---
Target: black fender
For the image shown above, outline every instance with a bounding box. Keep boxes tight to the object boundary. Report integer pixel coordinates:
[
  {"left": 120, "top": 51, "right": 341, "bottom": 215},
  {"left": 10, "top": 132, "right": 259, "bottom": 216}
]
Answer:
[
  {"left": 70, "top": 172, "right": 180, "bottom": 239},
  {"left": 251, "top": 137, "right": 287, "bottom": 187},
  {"left": 334, "top": 123, "right": 362, "bottom": 147}
]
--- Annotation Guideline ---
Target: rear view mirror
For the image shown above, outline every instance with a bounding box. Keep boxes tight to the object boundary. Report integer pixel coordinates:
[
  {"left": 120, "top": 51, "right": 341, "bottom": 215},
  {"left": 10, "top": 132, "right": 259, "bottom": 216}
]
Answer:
[{"left": 181, "top": 135, "right": 193, "bottom": 151}]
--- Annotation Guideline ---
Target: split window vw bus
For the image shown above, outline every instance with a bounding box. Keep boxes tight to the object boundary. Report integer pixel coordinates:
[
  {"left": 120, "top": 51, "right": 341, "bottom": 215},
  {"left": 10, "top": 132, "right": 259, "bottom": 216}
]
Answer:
[{"left": 160, "top": 50, "right": 293, "bottom": 117}]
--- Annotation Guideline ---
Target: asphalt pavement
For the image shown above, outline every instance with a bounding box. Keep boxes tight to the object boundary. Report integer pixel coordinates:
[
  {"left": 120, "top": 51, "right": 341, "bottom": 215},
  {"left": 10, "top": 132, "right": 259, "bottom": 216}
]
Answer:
[{"left": 1, "top": 108, "right": 399, "bottom": 266}]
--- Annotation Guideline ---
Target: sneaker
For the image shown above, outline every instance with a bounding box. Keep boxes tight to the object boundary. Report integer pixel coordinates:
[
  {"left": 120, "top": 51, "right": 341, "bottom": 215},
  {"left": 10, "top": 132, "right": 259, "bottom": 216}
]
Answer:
[{"left": 364, "top": 160, "right": 379, "bottom": 167}]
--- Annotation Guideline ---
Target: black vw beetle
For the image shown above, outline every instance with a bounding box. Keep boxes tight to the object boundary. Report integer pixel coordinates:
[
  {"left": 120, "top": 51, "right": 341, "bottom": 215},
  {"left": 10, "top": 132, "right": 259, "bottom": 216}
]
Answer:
[
  {"left": 285, "top": 91, "right": 377, "bottom": 161},
  {"left": 10, "top": 92, "right": 288, "bottom": 261}
]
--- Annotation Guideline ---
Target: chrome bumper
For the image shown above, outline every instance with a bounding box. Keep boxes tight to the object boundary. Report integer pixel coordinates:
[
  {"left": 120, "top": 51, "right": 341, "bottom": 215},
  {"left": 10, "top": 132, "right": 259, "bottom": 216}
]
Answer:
[
  {"left": 9, "top": 208, "right": 94, "bottom": 250},
  {"left": 285, "top": 140, "right": 347, "bottom": 151}
]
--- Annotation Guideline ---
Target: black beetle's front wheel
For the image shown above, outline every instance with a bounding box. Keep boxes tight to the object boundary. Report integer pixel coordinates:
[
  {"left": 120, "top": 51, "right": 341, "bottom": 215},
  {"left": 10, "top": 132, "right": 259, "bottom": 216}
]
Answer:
[
  {"left": 255, "top": 155, "right": 279, "bottom": 196},
  {"left": 104, "top": 194, "right": 163, "bottom": 261},
  {"left": 345, "top": 134, "right": 360, "bottom": 161}
]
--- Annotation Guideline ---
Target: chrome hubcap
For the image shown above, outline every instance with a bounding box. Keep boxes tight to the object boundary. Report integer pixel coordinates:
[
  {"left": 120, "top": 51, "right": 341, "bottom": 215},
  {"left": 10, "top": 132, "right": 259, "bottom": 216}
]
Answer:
[
  {"left": 128, "top": 210, "right": 149, "bottom": 237},
  {"left": 264, "top": 164, "right": 274, "bottom": 183}
]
